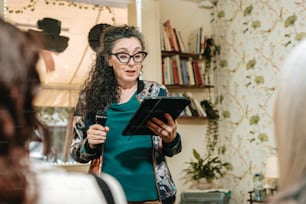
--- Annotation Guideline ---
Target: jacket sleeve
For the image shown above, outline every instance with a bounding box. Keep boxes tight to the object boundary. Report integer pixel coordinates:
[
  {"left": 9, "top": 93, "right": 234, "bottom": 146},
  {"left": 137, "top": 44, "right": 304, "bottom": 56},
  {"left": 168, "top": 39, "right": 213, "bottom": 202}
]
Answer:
[
  {"left": 70, "top": 116, "right": 99, "bottom": 163},
  {"left": 161, "top": 132, "right": 182, "bottom": 157},
  {"left": 157, "top": 83, "right": 182, "bottom": 157}
]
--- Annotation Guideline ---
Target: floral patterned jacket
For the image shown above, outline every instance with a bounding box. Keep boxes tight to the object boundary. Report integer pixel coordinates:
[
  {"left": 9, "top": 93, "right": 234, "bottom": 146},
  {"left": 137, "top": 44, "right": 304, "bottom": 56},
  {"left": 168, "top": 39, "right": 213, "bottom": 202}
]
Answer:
[{"left": 70, "top": 80, "right": 182, "bottom": 201}]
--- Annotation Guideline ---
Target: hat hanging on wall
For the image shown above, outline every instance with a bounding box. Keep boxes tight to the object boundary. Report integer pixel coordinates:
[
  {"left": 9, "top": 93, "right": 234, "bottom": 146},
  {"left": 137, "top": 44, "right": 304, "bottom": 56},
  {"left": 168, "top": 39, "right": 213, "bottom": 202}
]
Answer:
[
  {"left": 28, "top": 17, "right": 69, "bottom": 53},
  {"left": 88, "top": 23, "right": 111, "bottom": 52}
]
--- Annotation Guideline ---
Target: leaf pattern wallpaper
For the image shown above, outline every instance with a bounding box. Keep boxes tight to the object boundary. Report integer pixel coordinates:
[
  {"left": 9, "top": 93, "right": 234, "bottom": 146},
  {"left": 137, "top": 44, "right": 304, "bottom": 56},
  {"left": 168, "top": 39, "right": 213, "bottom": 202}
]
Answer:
[{"left": 212, "top": 1, "right": 306, "bottom": 203}]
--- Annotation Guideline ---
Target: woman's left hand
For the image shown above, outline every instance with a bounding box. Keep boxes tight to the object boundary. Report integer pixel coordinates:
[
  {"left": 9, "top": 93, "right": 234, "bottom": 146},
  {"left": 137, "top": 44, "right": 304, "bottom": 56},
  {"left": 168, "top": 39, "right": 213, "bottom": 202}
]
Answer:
[{"left": 147, "top": 113, "right": 177, "bottom": 143}]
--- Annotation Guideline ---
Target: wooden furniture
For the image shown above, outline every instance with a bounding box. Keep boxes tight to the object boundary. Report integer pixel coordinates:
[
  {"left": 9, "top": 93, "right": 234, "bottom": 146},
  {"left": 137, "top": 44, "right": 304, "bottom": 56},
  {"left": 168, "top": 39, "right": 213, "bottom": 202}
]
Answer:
[
  {"left": 247, "top": 189, "right": 276, "bottom": 204},
  {"left": 181, "top": 190, "right": 231, "bottom": 204}
]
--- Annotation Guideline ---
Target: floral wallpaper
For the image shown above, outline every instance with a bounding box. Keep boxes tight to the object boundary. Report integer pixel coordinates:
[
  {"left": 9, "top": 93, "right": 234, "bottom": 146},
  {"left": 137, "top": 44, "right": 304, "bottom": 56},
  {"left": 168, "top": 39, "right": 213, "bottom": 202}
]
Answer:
[{"left": 212, "top": 1, "right": 306, "bottom": 203}]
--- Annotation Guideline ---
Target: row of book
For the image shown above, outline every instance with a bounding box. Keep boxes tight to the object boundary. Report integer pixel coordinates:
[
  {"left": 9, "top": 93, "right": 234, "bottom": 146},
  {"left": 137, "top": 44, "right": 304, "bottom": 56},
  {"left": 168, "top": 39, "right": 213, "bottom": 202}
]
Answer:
[
  {"left": 162, "top": 55, "right": 211, "bottom": 86},
  {"left": 161, "top": 19, "right": 206, "bottom": 54},
  {"left": 169, "top": 92, "right": 207, "bottom": 118}
]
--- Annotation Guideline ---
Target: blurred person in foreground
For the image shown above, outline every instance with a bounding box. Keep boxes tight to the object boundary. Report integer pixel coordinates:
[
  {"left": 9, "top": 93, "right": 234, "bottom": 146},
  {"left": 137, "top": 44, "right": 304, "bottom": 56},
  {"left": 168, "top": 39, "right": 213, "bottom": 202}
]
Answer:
[
  {"left": 269, "top": 39, "right": 306, "bottom": 204},
  {"left": 0, "top": 17, "right": 126, "bottom": 204}
]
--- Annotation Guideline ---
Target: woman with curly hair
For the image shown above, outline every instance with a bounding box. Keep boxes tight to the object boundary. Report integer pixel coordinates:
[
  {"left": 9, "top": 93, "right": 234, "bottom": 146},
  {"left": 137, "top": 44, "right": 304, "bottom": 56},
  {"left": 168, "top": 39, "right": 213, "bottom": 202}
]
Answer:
[{"left": 70, "top": 25, "right": 182, "bottom": 204}]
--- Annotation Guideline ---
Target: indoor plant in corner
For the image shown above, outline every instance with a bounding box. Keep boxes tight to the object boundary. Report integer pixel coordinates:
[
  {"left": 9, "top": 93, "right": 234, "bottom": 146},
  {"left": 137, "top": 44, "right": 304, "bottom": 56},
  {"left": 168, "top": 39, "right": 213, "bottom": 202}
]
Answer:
[{"left": 183, "top": 100, "right": 232, "bottom": 190}]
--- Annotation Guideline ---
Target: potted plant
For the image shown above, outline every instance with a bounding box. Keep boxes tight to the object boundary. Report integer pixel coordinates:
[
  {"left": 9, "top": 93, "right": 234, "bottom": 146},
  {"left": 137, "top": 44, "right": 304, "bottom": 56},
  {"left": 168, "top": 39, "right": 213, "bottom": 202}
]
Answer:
[
  {"left": 184, "top": 148, "right": 232, "bottom": 189},
  {"left": 183, "top": 99, "right": 232, "bottom": 189}
]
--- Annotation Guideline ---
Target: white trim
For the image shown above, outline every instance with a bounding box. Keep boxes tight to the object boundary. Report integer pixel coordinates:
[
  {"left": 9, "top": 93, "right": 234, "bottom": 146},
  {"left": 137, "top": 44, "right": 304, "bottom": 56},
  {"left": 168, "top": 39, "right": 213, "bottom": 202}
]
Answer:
[{"left": 70, "top": 0, "right": 132, "bottom": 8}]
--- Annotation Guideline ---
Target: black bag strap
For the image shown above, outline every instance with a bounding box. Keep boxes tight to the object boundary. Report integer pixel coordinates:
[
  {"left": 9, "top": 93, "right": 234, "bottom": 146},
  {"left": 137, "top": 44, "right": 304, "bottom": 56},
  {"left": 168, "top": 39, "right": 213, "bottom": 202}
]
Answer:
[{"left": 92, "top": 174, "right": 115, "bottom": 204}]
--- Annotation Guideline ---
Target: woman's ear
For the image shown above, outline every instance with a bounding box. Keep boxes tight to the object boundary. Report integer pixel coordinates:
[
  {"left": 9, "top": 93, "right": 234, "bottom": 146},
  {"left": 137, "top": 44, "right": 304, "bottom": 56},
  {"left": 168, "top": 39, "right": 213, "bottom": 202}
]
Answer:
[{"left": 106, "top": 55, "right": 112, "bottom": 67}]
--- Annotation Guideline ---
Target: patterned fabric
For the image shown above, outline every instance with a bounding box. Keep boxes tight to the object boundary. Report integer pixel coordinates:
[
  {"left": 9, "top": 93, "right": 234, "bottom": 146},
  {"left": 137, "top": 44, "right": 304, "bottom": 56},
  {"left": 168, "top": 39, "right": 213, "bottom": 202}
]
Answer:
[{"left": 70, "top": 80, "right": 182, "bottom": 201}]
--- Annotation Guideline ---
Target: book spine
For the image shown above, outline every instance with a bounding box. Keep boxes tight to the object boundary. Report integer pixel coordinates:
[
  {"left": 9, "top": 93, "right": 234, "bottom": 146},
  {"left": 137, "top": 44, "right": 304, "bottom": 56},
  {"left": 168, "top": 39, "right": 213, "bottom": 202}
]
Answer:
[
  {"left": 193, "top": 60, "right": 203, "bottom": 86},
  {"left": 163, "top": 20, "right": 179, "bottom": 52},
  {"left": 186, "top": 59, "right": 195, "bottom": 85},
  {"left": 180, "top": 59, "right": 189, "bottom": 85},
  {"left": 171, "top": 56, "right": 180, "bottom": 85}
]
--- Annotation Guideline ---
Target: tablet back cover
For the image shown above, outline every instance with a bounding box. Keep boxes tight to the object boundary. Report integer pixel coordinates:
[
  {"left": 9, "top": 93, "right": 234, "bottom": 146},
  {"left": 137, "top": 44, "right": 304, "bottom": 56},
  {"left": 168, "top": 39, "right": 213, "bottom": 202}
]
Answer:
[{"left": 122, "top": 96, "right": 190, "bottom": 135}]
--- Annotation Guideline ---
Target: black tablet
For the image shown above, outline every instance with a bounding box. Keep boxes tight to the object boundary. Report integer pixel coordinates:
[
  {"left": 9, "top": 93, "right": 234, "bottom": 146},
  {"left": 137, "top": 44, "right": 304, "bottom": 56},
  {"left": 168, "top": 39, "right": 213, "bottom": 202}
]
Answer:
[{"left": 122, "top": 96, "right": 191, "bottom": 135}]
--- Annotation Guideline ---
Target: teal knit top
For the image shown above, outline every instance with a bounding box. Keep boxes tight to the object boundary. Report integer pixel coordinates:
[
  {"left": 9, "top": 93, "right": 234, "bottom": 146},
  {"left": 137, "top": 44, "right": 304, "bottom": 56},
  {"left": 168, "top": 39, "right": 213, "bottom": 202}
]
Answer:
[{"left": 102, "top": 93, "right": 158, "bottom": 202}]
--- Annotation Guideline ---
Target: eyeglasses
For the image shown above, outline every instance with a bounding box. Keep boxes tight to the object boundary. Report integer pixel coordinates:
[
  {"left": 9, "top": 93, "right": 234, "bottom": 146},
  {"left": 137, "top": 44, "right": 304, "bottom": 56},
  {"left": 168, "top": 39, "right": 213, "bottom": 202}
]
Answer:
[{"left": 111, "top": 51, "right": 148, "bottom": 64}]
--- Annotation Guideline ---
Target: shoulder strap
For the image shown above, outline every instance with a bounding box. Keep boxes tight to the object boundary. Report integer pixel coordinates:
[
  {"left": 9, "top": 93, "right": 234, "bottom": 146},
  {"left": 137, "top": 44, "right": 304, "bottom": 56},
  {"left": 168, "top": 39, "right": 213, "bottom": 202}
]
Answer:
[{"left": 92, "top": 174, "right": 115, "bottom": 204}]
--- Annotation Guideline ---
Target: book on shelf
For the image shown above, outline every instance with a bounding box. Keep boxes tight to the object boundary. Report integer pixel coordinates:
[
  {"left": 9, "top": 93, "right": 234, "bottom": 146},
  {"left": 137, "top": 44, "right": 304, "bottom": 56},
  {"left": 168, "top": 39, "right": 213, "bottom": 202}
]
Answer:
[
  {"left": 122, "top": 96, "right": 191, "bottom": 135},
  {"left": 169, "top": 92, "right": 207, "bottom": 118},
  {"left": 188, "top": 27, "right": 206, "bottom": 54},
  {"left": 161, "top": 23, "right": 171, "bottom": 51},
  {"left": 186, "top": 59, "right": 195, "bottom": 86},
  {"left": 161, "top": 58, "right": 165, "bottom": 84},
  {"left": 174, "top": 55, "right": 184, "bottom": 85},
  {"left": 193, "top": 60, "right": 203, "bottom": 86},
  {"left": 163, "top": 57, "right": 172, "bottom": 85},
  {"left": 173, "top": 28, "right": 186, "bottom": 53},
  {"left": 171, "top": 56, "right": 180, "bottom": 85},
  {"left": 192, "top": 97, "right": 206, "bottom": 117},
  {"left": 180, "top": 59, "right": 189, "bottom": 85},
  {"left": 163, "top": 19, "right": 180, "bottom": 52},
  {"left": 197, "top": 60, "right": 206, "bottom": 85},
  {"left": 183, "top": 92, "right": 206, "bottom": 117}
]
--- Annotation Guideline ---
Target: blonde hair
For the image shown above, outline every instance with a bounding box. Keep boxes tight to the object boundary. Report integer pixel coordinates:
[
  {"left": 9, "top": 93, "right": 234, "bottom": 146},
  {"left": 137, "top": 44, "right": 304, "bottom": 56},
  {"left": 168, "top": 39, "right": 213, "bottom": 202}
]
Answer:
[{"left": 273, "top": 39, "right": 306, "bottom": 191}]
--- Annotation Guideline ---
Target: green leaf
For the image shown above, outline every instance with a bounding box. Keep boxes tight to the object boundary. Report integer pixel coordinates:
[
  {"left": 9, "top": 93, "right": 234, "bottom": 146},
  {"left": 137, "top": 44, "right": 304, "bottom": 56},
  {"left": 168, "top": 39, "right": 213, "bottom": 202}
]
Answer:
[
  {"left": 193, "top": 149, "right": 202, "bottom": 161},
  {"left": 251, "top": 20, "right": 261, "bottom": 29},
  {"left": 243, "top": 5, "right": 253, "bottom": 16},
  {"left": 284, "top": 15, "right": 297, "bottom": 28},
  {"left": 255, "top": 76, "right": 265, "bottom": 84},
  {"left": 249, "top": 115, "right": 260, "bottom": 125},
  {"left": 258, "top": 133, "right": 268, "bottom": 142},
  {"left": 222, "top": 110, "right": 230, "bottom": 118},
  {"left": 246, "top": 59, "right": 256, "bottom": 69}
]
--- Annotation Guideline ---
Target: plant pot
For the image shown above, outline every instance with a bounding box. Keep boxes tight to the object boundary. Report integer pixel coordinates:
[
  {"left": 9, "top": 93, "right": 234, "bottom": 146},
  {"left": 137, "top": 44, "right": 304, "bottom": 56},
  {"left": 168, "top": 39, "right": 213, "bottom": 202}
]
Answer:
[{"left": 196, "top": 178, "right": 212, "bottom": 190}]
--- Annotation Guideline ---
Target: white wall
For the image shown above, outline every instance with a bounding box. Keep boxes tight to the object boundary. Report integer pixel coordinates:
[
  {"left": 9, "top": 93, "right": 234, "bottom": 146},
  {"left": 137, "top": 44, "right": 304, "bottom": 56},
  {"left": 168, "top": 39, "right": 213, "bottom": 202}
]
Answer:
[{"left": 0, "top": 0, "right": 4, "bottom": 18}]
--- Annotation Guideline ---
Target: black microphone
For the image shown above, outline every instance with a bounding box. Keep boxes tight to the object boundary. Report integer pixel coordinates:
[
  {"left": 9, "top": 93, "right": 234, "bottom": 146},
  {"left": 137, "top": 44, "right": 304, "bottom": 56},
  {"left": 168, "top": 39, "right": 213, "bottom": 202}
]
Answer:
[
  {"left": 95, "top": 110, "right": 108, "bottom": 155},
  {"left": 96, "top": 110, "right": 107, "bottom": 126}
]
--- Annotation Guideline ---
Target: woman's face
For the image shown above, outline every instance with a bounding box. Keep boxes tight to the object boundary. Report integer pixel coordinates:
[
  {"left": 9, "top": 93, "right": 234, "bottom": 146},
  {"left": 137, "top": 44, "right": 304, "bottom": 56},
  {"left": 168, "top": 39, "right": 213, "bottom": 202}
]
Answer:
[{"left": 108, "top": 37, "right": 144, "bottom": 86}]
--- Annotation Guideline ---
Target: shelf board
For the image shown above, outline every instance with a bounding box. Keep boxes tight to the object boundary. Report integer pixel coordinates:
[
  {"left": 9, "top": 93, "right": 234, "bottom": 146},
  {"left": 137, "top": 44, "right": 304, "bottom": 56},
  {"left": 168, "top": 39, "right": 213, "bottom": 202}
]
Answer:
[
  {"left": 165, "top": 85, "right": 214, "bottom": 89},
  {"left": 178, "top": 116, "right": 207, "bottom": 120},
  {"left": 161, "top": 51, "right": 204, "bottom": 59}
]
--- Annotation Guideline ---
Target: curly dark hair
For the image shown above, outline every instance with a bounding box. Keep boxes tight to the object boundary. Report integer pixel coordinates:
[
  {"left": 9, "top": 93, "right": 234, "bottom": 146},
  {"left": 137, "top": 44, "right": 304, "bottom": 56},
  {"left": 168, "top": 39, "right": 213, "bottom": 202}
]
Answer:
[{"left": 78, "top": 25, "right": 146, "bottom": 119}]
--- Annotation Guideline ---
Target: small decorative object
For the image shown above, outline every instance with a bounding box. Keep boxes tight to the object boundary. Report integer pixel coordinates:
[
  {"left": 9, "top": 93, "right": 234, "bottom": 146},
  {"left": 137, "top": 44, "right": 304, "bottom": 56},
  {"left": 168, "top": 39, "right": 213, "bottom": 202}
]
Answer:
[
  {"left": 253, "top": 173, "right": 265, "bottom": 201},
  {"left": 88, "top": 23, "right": 111, "bottom": 52},
  {"left": 265, "top": 155, "right": 279, "bottom": 191}
]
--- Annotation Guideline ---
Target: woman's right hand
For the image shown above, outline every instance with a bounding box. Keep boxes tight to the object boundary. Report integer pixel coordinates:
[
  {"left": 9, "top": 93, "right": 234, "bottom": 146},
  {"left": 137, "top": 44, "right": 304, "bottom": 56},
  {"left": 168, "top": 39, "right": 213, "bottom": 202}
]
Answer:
[{"left": 86, "top": 124, "right": 109, "bottom": 149}]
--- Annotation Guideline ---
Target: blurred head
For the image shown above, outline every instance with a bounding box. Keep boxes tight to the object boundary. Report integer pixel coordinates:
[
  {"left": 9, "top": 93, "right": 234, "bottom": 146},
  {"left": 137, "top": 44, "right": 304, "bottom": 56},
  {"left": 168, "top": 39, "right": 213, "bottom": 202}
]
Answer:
[
  {"left": 0, "top": 18, "right": 42, "bottom": 155},
  {"left": 273, "top": 39, "right": 306, "bottom": 192},
  {"left": 0, "top": 17, "right": 45, "bottom": 204}
]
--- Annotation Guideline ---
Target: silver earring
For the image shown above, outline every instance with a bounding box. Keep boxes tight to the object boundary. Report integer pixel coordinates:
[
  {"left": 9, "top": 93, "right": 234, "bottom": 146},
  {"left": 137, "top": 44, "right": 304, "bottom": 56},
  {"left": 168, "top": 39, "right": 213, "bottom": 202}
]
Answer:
[{"left": 139, "top": 70, "right": 143, "bottom": 80}]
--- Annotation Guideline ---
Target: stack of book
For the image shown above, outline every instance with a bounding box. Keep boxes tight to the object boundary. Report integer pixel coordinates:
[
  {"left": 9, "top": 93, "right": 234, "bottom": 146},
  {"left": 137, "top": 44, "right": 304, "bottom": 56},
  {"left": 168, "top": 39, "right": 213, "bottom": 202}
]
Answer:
[
  {"left": 162, "top": 55, "right": 206, "bottom": 86},
  {"left": 169, "top": 92, "right": 207, "bottom": 118},
  {"left": 160, "top": 19, "right": 205, "bottom": 54}
]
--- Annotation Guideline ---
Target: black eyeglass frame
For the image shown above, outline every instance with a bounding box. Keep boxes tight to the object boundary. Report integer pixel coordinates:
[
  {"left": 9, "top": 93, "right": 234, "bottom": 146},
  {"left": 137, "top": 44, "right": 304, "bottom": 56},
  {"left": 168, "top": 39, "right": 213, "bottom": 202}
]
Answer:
[{"left": 111, "top": 51, "right": 148, "bottom": 64}]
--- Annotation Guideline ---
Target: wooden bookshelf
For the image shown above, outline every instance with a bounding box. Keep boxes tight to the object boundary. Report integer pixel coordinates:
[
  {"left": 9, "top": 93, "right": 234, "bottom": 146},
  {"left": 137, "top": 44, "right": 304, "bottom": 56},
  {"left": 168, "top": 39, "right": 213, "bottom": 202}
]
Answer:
[
  {"left": 166, "top": 84, "right": 214, "bottom": 89},
  {"left": 160, "top": 20, "right": 213, "bottom": 120},
  {"left": 161, "top": 51, "right": 203, "bottom": 59},
  {"left": 178, "top": 116, "right": 207, "bottom": 120}
]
